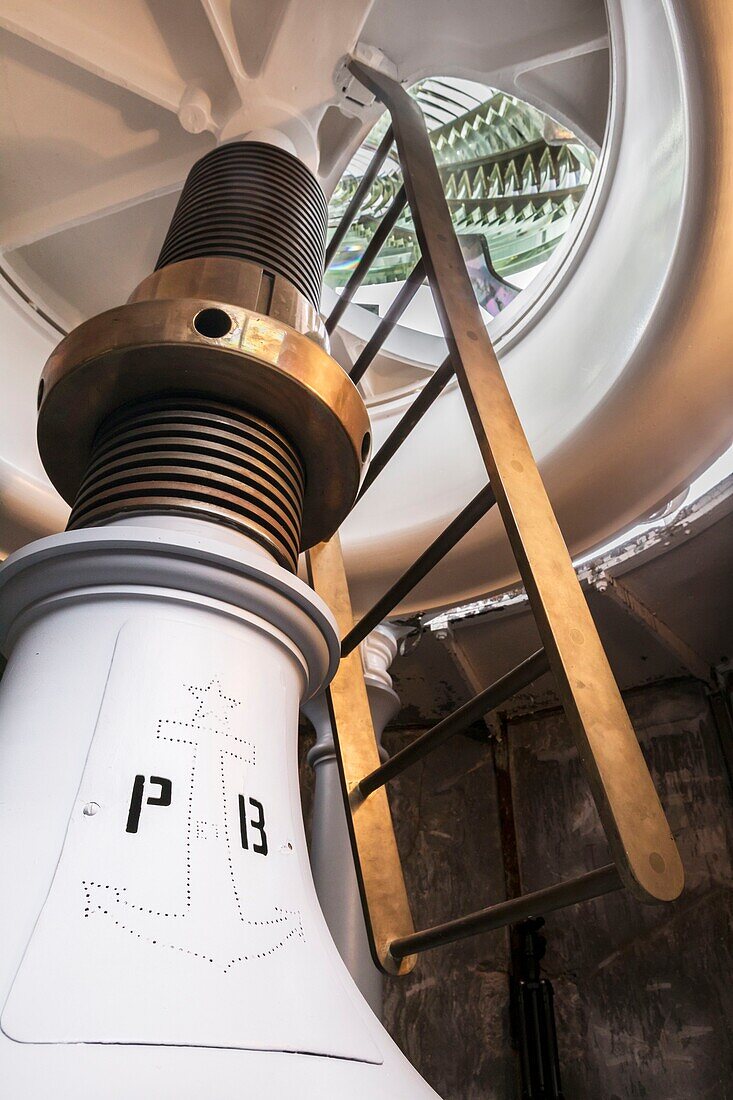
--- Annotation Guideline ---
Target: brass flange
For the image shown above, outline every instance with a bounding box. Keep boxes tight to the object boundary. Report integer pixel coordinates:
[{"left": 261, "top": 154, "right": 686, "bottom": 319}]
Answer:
[
  {"left": 127, "top": 257, "right": 329, "bottom": 347},
  {"left": 37, "top": 291, "right": 370, "bottom": 549}
]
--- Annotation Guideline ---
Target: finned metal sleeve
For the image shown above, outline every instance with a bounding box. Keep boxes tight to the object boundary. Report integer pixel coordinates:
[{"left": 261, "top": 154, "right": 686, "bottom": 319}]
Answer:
[
  {"left": 155, "top": 142, "right": 328, "bottom": 311},
  {"left": 68, "top": 398, "right": 306, "bottom": 571}
]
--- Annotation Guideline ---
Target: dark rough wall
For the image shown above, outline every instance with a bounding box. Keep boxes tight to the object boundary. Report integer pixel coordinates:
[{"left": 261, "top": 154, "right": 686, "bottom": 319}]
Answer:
[
  {"left": 313, "top": 678, "right": 732, "bottom": 1100},
  {"left": 511, "top": 680, "right": 733, "bottom": 1100},
  {"left": 380, "top": 722, "right": 514, "bottom": 1099}
]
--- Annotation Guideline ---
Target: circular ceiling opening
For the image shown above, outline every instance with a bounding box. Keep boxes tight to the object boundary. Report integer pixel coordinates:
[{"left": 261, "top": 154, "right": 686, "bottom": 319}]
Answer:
[{"left": 325, "top": 77, "right": 597, "bottom": 350}]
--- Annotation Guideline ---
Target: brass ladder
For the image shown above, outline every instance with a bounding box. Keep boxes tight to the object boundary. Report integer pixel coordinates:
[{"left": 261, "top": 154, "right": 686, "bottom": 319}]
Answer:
[{"left": 307, "top": 61, "right": 684, "bottom": 977}]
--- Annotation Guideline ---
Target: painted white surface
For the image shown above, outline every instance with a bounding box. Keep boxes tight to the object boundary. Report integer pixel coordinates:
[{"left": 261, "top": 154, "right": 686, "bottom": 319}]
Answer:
[
  {"left": 0, "top": 521, "right": 440, "bottom": 1096},
  {"left": 3, "top": 615, "right": 381, "bottom": 1059}
]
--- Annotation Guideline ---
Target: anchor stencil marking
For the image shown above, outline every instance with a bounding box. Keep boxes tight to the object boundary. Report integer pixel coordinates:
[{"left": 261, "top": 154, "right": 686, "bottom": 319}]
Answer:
[{"left": 83, "top": 678, "right": 304, "bottom": 972}]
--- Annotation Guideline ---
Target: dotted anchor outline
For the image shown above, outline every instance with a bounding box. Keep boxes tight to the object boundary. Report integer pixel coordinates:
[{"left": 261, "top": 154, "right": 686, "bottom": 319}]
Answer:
[{"left": 82, "top": 678, "right": 305, "bottom": 973}]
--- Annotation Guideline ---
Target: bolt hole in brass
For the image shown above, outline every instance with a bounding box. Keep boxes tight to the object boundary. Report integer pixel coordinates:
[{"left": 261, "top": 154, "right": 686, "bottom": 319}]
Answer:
[{"left": 193, "top": 307, "right": 233, "bottom": 340}]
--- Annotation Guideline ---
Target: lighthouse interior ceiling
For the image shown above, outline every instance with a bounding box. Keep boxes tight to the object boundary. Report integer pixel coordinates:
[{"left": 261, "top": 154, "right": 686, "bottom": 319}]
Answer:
[{"left": 1, "top": 0, "right": 731, "bottom": 612}]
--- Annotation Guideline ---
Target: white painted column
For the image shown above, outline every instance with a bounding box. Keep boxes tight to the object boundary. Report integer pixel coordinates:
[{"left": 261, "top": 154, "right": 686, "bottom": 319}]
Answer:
[
  {"left": 0, "top": 520, "right": 438, "bottom": 1098},
  {"left": 303, "top": 623, "right": 402, "bottom": 1018}
]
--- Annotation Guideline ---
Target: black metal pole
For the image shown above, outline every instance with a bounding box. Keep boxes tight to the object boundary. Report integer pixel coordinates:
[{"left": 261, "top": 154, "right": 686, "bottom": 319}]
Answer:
[
  {"left": 388, "top": 864, "right": 623, "bottom": 960},
  {"left": 325, "top": 186, "right": 407, "bottom": 334},
  {"left": 341, "top": 483, "right": 496, "bottom": 655},
  {"left": 358, "top": 648, "right": 549, "bottom": 796},
  {"left": 511, "top": 918, "right": 565, "bottom": 1099},
  {"left": 356, "top": 354, "right": 454, "bottom": 501}
]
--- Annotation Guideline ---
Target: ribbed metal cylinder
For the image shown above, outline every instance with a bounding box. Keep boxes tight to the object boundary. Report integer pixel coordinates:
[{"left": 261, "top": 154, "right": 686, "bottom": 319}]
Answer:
[
  {"left": 68, "top": 398, "right": 305, "bottom": 571},
  {"left": 155, "top": 141, "right": 328, "bottom": 311}
]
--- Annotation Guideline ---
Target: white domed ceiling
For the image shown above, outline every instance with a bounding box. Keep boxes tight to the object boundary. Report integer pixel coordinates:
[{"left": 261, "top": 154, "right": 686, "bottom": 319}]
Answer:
[{"left": 0, "top": 0, "right": 731, "bottom": 615}]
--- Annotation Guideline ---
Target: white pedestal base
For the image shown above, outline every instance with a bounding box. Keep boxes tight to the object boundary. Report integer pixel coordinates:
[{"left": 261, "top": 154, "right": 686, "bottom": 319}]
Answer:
[{"left": 0, "top": 522, "right": 439, "bottom": 1098}]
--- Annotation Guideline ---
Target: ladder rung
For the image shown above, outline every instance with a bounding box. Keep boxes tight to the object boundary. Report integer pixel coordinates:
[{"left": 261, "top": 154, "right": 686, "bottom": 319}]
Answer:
[
  {"left": 325, "top": 125, "right": 395, "bottom": 268},
  {"left": 388, "top": 864, "right": 623, "bottom": 960},
  {"left": 356, "top": 354, "right": 454, "bottom": 501},
  {"left": 358, "top": 648, "right": 549, "bottom": 796},
  {"left": 341, "top": 483, "right": 496, "bottom": 656},
  {"left": 349, "top": 258, "right": 426, "bottom": 384},
  {"left": 325, "top": 185, "right": 407, "bottom": 334}
]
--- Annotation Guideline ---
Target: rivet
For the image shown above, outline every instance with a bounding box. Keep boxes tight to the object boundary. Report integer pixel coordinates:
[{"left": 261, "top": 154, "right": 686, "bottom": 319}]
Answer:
[{"left": 83, "top": 802, "right": 100, "bottom": 816}]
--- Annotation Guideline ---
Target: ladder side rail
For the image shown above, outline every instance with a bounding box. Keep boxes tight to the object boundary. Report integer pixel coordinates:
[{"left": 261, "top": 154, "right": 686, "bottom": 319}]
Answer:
[
  {"left": 348, "top": 58, "right": 684, "bottom": 906},
  {"left": 307, "top": 535, "right": 417, "bottom": 975}
]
